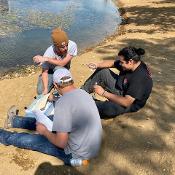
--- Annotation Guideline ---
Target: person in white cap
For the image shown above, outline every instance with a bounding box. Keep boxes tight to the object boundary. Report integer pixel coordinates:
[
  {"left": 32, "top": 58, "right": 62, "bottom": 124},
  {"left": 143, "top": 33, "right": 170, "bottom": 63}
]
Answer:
[
  {"left": 0, "top": 68, "right": 102, "bottom": 166},
  {"left": 33, "top": 28, "right": 77, "bottom": 95}
]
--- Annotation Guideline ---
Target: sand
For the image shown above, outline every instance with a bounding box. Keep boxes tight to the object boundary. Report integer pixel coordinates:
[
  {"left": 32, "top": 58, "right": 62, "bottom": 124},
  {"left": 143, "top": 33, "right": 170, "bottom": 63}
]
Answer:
[{"left": 0, "top": 0, "right": 175, "bottom": 174}]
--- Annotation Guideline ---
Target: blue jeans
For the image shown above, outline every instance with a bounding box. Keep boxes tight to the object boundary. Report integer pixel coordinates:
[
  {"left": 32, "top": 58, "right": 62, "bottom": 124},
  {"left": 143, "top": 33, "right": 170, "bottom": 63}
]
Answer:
[
  {"left": 37, "top": 74, "right": 53, "bottom": 95},
  {"left": 0, "top": 116, "right": 72, "bottom": 165}
]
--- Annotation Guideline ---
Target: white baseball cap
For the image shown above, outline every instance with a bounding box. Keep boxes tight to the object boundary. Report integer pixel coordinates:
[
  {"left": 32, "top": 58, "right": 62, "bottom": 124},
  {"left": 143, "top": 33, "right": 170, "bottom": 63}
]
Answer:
[{"left": 53, "top": 68, "right": 73, "bottom": 85}]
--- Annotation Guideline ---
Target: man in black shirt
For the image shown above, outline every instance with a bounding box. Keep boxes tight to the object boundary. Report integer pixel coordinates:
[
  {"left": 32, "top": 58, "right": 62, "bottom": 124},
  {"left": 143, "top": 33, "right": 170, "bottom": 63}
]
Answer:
[{"left": 81, "top": 47, "right": 153, "bottom": 118}]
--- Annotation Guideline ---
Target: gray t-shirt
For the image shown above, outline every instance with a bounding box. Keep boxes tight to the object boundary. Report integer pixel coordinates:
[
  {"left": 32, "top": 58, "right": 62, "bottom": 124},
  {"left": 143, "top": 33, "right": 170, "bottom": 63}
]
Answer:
[
  {"left": 52, "top": 89, "right": 102, "bottom": 159},
  {"left": 42, "top": 40, "right": 77, "bottom": 70}
]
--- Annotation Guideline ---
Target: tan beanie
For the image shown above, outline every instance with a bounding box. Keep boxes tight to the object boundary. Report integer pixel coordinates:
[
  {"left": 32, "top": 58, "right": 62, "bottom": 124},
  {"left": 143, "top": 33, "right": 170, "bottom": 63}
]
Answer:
[{"left": 51, "top": 28, "right": 69, "bottom": 47}]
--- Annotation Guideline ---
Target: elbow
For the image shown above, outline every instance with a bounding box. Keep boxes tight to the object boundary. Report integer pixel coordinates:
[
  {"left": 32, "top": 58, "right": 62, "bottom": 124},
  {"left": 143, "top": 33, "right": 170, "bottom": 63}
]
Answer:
[
  {"left": 59, "top": 62, "right": 67, "bottom": 67},
  {"left": 57, "top": 143, "right": 67, "bottom": 149},
  {"left": 56, "top": 140, "right": 67, "bottom": 149},
  {"left": 123, "top": 103, "right": 131, "bottom": 108},
  {"left": 56, "top": 61, "right": 67, "bottom": 67},
  {"left": 55, "top": 133, "right": 68, "bottom": 149},
  {"left": 59, "top": 145, "right": 66, "bottom": 149}
]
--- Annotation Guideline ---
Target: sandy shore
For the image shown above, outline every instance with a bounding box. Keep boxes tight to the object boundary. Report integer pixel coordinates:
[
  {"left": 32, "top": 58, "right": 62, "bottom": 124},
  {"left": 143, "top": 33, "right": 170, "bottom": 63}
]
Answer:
[{"left": 0, "top": 0, "right": 175, "bottom": 174}]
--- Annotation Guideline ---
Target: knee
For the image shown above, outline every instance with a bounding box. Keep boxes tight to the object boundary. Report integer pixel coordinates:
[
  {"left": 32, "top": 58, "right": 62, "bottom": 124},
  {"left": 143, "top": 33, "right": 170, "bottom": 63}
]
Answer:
[
  {"left": 99, "top": 68, "right": 109, "bottom": 72},
  {"left": 96, "top": 68, "right": 110, "bottom": 76},
  {"left": 17, "top": 134, "right": 34, "bottom": 147}
]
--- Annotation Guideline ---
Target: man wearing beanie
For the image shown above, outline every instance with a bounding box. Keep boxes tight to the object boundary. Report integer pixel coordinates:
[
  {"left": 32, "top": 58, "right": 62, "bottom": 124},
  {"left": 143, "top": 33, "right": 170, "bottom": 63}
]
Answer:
[{"left": 33, "top": 28, "right": 77, "bottom": 95}]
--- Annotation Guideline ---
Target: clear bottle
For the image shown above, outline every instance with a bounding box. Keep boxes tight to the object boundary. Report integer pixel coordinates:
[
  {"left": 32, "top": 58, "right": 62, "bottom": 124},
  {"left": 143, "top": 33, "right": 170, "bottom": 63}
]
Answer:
[{"left": 70, "top": 158, "right": 89, "bottom": 166}]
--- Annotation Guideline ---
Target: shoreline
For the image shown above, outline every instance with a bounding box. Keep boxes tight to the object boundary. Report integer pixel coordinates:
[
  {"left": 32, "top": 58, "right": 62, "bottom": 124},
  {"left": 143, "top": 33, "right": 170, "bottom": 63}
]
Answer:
[{"left": 0, "top": 0, "right": 125, "bottom": 80}]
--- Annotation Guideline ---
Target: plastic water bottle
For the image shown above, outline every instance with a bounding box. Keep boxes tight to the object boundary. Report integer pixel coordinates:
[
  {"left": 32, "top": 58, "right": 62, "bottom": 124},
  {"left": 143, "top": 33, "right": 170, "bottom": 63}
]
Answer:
[{"left": 70, "top": 159, "right": 89, "bottom": 166}]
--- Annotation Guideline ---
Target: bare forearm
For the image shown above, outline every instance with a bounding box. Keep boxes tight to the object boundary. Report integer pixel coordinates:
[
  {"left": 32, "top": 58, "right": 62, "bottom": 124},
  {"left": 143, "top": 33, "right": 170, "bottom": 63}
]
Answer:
[
  {"left": 36, "top": 123, "right": 68, "bottom": 149},
  {"left": 94, "top": 85, "right": 134, "bottom": 107},
  {"left": 44, "top": 131, "right": 60, "bottom": 147},
  {"left": 103, "top": 91, "right": 133, "bottom": 107},
  {"left": 97, "top": 60, "right": 115, "bottom": 68},
  {"left": 44, "top": 130, "right": 65, "bottom": 149},
  {"left": 48, "top": 93, "right": 59, "bottom": 102},
  {"left": 47, "top": 58, "right": 67, "bottom": 66},
  {"left": 46, "top": 54, "right": 72, "bottom": 67},
  {"left": 33, "top": 54, "right": 72, "bottom": 66}
]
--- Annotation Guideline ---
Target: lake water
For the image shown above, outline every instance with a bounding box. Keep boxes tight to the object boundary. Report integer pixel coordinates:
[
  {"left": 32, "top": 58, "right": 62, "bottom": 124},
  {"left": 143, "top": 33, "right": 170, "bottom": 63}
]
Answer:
[{"left": 0, "top": 0, "right": 121, "bottom": 73}]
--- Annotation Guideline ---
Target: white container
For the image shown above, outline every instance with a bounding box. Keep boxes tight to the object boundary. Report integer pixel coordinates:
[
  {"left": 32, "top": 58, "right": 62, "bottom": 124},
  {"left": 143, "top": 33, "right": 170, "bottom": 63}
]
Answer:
[
  {"left": 70, "top": 159, "right": 89, "bottom": 166},
  {"left": 70, "top": 159, "right": 82, "bottom": 166}
]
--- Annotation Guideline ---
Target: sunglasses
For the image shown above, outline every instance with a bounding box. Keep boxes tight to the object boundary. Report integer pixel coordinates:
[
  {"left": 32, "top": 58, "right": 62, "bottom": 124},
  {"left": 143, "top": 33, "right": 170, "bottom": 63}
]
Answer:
[{"left": 54, "top": 43, "right": 68, "bottom": 50}]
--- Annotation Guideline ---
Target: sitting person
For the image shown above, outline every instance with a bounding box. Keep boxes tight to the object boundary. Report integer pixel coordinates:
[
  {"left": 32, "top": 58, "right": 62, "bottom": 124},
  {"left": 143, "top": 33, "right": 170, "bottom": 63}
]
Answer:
[
  {"left": 0, "top": 68, "right": 102, "bottom": 166},
  {"left": 33, "top": 28, "right": 77, "bottom": 95},
  {"left": 81, "top": 46, "right": 153, "bottom": 118}
]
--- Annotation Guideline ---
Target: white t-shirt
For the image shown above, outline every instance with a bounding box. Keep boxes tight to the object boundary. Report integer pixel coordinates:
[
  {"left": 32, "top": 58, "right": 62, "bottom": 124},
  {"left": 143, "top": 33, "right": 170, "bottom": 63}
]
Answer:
[{"left": 42, "top": 40, "right": 77, "bottom": 70}]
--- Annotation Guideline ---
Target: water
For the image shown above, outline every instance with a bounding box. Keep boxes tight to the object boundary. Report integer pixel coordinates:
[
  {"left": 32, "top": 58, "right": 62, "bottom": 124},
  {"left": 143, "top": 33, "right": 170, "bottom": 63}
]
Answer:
[{"left": 0, "top": 0, "right": 121, "bottom": 73}]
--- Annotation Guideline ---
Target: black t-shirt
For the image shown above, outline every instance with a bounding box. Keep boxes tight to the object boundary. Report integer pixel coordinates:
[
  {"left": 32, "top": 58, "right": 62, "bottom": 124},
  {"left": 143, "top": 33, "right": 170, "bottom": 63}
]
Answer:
[{"left": 114, "top": 60, "right": 153, "bottom": 111}]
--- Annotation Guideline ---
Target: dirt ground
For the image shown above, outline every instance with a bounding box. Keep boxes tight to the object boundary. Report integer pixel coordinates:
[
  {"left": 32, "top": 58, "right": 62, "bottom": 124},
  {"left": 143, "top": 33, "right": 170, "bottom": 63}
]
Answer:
[{"left": 0, "top": 0, "right": 175, "bottom": 174}]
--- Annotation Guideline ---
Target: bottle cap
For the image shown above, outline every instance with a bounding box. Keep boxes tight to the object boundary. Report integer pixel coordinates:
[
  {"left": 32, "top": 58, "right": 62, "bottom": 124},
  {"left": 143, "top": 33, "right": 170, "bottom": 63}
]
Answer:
[{"left": 82, "top": 160, "right": 89, "bottom": 166}]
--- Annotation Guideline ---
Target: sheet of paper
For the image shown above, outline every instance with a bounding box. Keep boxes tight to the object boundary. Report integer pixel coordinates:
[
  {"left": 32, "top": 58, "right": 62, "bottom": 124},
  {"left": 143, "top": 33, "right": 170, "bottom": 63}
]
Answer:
[
  {"left": 34, "top": 93, "right": 50, "bottom": 110},
  {"left": 26, "top": 93, "right": 50, "bottom": 112},
  {"left": 33, "top": 109, "right": 53, "bottom": 131}
]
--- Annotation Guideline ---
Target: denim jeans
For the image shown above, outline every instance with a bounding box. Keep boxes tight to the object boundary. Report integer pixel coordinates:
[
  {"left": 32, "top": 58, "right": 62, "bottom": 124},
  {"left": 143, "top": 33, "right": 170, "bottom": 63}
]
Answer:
[
  {"left": 37, "top": 74, "right": 54, "bottom": 95},
  {"left": 0, "top": 116, "right": 72, "bottom": 165}
]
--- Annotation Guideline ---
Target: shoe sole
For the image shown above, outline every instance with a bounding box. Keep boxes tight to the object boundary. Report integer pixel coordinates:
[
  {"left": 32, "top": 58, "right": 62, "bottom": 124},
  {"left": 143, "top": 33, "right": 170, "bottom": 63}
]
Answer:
[{"left": 4, "top": 105, "right": 19, "bottom": 129}]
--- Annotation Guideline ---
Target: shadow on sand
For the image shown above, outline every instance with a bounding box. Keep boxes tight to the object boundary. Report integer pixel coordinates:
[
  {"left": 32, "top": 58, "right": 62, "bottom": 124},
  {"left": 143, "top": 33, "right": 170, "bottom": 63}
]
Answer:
[
  {"left": 34, "top": 162, "right": 84, "bottom": 175},
  {"left": 77, "top": 3, "right": 175, "bottom": 175}
]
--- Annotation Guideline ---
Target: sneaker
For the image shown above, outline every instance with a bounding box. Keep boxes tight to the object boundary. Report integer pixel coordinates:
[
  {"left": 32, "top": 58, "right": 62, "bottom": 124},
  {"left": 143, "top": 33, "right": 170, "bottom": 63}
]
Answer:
[{"left": 4, "top": 105, "right": 19, "bottom": 129}]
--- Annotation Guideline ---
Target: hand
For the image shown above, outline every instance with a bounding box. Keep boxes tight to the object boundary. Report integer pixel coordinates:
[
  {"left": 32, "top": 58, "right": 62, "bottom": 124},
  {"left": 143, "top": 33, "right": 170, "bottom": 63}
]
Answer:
[
  {"left": 33, "top": 55, "right": 48, "bottom": 64},
  {"left": 93, "top": 85, "right": 105, "bottom": 96},
  {"left": 36, "top": 122, "right": 48, "bottom": 135},
  {"left": 43, "top": 88, "right": 48, "bottom": 95},
  {"left": 87, "top": 63, "right": 98, "bottom": 70},
  {"left": 48, "top": 93, "right": 54, "bottom": 102}
]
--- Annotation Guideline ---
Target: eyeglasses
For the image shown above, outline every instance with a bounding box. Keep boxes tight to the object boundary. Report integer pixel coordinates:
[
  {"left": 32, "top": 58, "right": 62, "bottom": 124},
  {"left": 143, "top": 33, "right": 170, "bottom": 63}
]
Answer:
[
  {"left": 59, "top": 44, "right": 68, "bottom": 49},
  {"left": 54, "top": 44, "right": 68, "bottom": 50}
]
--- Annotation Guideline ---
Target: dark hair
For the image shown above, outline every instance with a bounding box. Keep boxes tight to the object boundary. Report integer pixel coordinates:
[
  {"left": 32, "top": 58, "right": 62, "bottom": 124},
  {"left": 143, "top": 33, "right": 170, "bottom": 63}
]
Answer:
[{"left": 118, "top": 47, "right": 145, "bottom": 62}]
